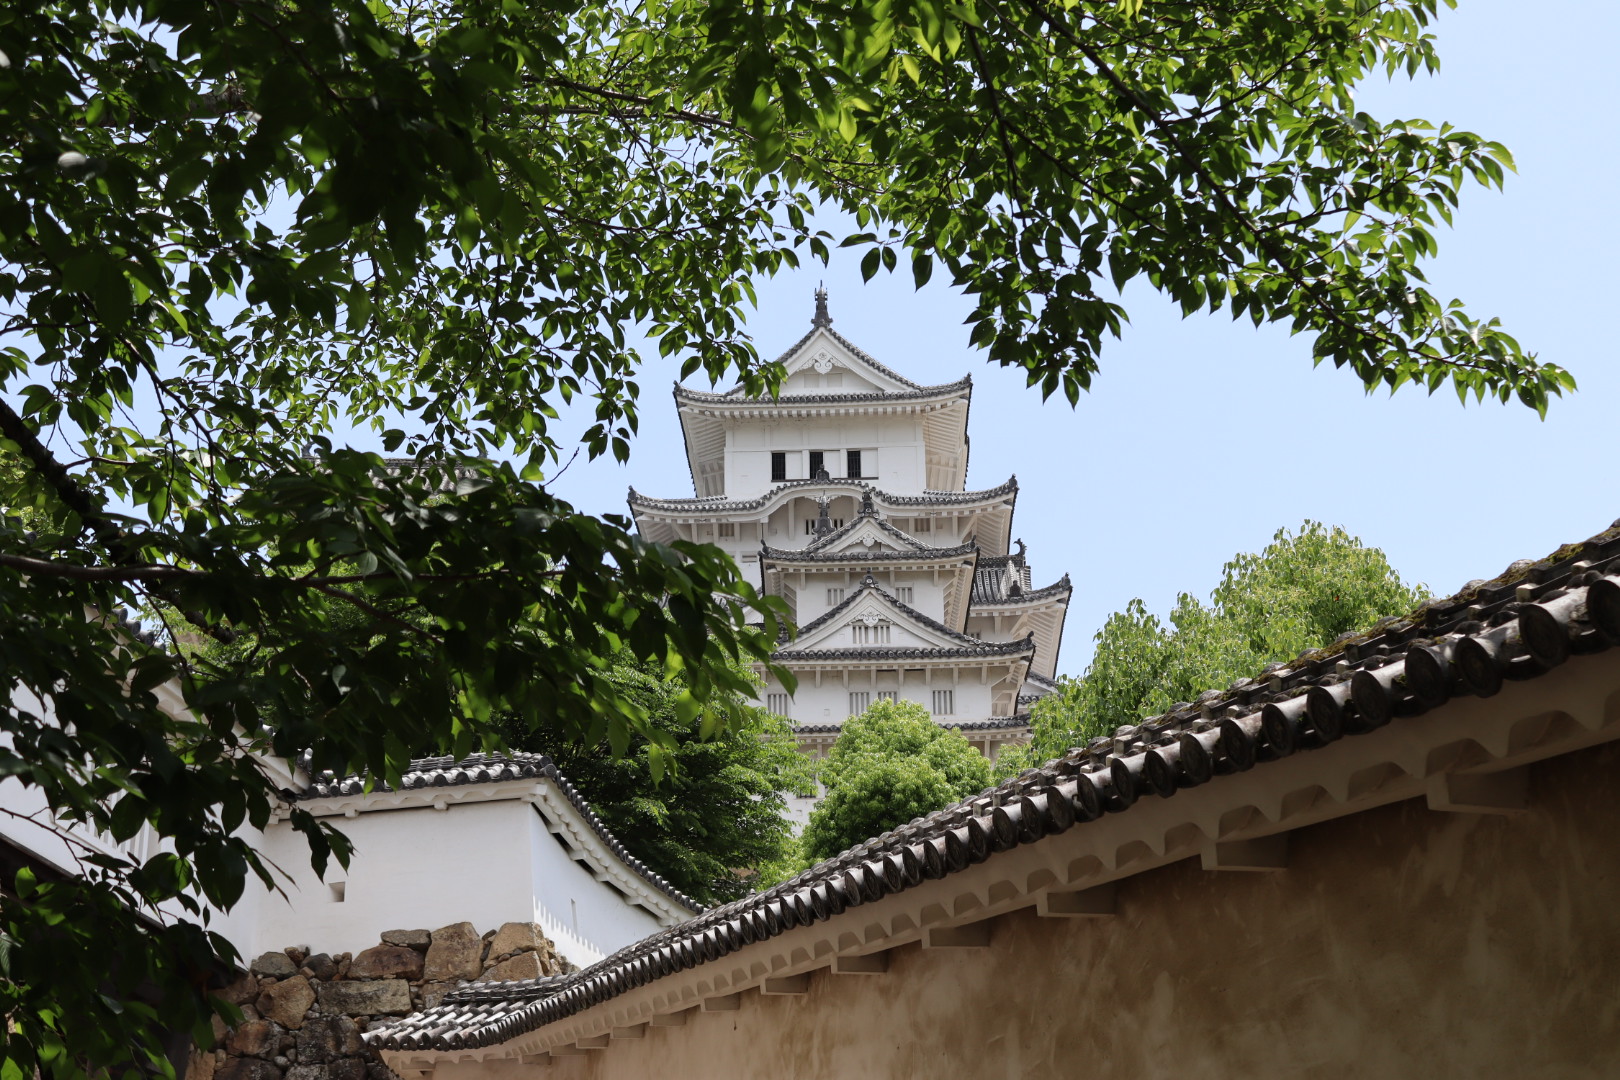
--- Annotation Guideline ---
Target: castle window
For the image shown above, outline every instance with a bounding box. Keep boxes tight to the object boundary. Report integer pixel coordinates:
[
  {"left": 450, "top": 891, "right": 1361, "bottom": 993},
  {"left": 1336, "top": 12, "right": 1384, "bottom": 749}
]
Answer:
[
  {"left": 846, "top": 449, "right": 863, "bottom": 478},
  {"left": 932, "top": 689, "right": 955, "bottom": 716},
  {"left": 717, "top": 522, "right": 736, "bottom": 538},
  {"left": 877, "top": 691, "right": 897, "bottom": 702},
  {"left": 771, "top": 452, "right": 787, "bottom": 482},
  {"left": 766, "top": 692, "right": 791, "bottom": 717},
  {"left": 809, "top": 450, "right": 826, "bottom": 479},
  {"left": 895, "top": 586, "right": 913, "bottom": 605},
  {"left": 913, "top": 517, "right": 931, "bottom": 533},
  {"left": 848, "top": 692, "right": 871, "bottom": 715},
  {"left": 805, "top": 518, "right": 845, "bottom": 535},
  {"left": 851, "top": 622, "right": 891, "bottom": 645},
  {"left": 827, "top": 587, "right": 845, "bottom": 606}
]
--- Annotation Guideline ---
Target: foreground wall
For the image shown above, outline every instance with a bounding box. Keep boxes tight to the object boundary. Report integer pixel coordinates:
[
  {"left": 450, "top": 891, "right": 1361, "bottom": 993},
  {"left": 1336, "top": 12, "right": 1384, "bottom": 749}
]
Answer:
[{"left": 531, "top": 740, "right": 1620, "bottom": 1079}]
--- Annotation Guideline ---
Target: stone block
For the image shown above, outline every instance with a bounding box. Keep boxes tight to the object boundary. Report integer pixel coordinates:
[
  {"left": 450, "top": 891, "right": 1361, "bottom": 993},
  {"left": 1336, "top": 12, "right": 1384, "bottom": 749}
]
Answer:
[
  {"left": 227, "top": 1019, "right": 282, "bottom": 1058},
  {"left": 328, "top": 1059, "right": 367, "bottom": 1080},
  {"left": 316, "top": 979, "right": 412, "bottom": 1017},
  {"left": 477, "top": 953, "right": 544, "bottom": 983},
  {"left": 485, "top": 922, "right": 550, "bottom": 961},
  {"left": 284, "top": 1066, "right": 328, "bottom": 1080},
  {"left": 348, "top": 945, "right": 423, "bottom": 981},
  {"left": 423, "top": 922, "right": 482, "bottom": 981},
  {"left": 295, "top": 1017, "right": 363, "bottom": 1063},
  {"left": 251, "top": 952, "right": 299, "bottom": 979},
  {"left": 380, "top": 929, "right": 431, "bottom": 951},
  {"left": 220, "top": 973, "right": 260, "bottom": 1006},
  {"left": 256, "top": 976, "right": 315, "bottom": 1030},
  {"left": 420, "top": 981, "right": 460, "bottom": 1009},
  {"left": 217, "top": 1058, "right": 282, "bottom": 1080},
  {"left": 304, "top": 953, "right": 338, "bottom": 982}
]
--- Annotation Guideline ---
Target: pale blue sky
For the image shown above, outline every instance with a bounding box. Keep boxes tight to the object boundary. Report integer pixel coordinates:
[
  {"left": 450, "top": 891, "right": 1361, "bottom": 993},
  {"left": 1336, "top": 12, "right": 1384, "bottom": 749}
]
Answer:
[{"left": 539, "top": 0, "right": 1620, "bottom": 677}]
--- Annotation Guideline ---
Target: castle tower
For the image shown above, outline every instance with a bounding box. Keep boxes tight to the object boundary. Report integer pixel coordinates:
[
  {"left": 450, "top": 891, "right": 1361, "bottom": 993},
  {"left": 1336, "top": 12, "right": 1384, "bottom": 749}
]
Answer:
[{"left": 628, "top": 291, "right": 1070, "bottom": 761}]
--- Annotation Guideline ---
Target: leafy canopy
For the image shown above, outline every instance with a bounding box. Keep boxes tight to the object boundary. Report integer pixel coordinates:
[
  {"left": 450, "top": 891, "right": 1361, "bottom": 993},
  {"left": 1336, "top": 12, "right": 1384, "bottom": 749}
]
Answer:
[
  {"left": 1004, "top": 522, "right": 1427, "bottom": 771},
  {"left": 0, "top": 0, "right": 1552, "bottom": 1072},
  {"left": 801, "top": 699, "right": 992, "bottom": 863},
  {"left": 500, "top": 657, "right": 816, "bottom": 906}
]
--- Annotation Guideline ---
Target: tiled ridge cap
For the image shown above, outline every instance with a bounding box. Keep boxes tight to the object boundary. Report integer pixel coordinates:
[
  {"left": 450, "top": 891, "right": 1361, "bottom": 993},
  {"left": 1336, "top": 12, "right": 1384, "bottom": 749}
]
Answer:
[
  {"left": 761, "top": 541, "right": 978, "bottom": 564},
  {"left": 368, "top": 519, "right": 1620, "bottom": 1054},
  {"left": 627, "top": 477, "right": 1018, "bottom": 514},
  {"left": 675, "top": 379, "right": 972, "bottom": 407},
  {"left": 792, "top": 715, "right": 1031, "bottom": 735},
  {"left": 301, "top": 752, "right": 702, "bottom": 914},
  {"left": 972, "top": 574, "right": 1073, "bottom": 607}
]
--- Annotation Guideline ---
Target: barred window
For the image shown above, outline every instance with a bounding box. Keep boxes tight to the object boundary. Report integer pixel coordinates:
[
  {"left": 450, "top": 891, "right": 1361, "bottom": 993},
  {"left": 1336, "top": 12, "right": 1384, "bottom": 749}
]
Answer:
[
  {"left": 827, "top": 587, "right": 845, "bottom": 606},
  {"left": 877, "top": 691, "right": 898, "bottom": 702},
  {"left": 932, "top": 689, "right": 955, "bottom": 716},
  {"left": 717, "top": 522, "right": 736, "bottom": 538},
  {"left": 895, "top": 586, "right": 914, "bottom": 605},
  {"left": 848, "top": 692, "right": 871, "bottom": 715},
  {"left": 851, "top": 622, "right": 891, "bottom": 645},
  {"left": 766, "top": 692, "right": 791, "bottom": 717},
  {"left": 771, "top": 452, "right": 787, "bottom": 482}
]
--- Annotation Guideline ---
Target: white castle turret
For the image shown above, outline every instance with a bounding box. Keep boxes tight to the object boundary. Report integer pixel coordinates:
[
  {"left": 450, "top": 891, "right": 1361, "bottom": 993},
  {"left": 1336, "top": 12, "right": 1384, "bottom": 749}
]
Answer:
[{"left": 629, "top": 290, "right": 1070, "bottom": 762}]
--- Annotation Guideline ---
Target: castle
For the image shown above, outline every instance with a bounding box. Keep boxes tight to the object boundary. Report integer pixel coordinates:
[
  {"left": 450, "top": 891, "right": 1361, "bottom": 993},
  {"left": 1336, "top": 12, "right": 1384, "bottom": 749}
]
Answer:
[{"left": 629, "top": 290, "right": 1070, "bottom": 762}]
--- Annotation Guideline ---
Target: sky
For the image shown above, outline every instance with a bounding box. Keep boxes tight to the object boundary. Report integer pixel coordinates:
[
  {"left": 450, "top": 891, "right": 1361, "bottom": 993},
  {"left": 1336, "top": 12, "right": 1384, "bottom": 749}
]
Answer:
[{"left": 535, "top": 0, "right": 1620, "bottom": 678}]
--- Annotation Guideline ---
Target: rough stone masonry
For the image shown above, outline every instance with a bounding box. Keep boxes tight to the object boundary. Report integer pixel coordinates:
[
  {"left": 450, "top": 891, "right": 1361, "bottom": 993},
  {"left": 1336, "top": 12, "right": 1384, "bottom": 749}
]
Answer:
[{"left": 189, "top": 922, "right": 571, "bottom": 1080}]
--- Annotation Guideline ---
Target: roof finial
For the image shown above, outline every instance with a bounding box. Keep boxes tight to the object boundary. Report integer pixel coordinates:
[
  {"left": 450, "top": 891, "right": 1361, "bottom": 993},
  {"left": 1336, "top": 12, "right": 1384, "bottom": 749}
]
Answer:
[{"left": 812, "top": 282, "right": 832, "bottom": 328}]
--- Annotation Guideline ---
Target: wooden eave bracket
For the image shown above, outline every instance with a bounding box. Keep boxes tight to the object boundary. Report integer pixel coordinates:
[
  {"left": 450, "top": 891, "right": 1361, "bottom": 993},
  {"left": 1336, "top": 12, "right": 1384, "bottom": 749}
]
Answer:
[
  {"left": 1426, "top": 767, "right": 1529, "bottom": 815},
  {"left": 925, "top": 920, "right": 992, "bottom": 948},
  {"left": 831, "top": 951, "right": 890, "bottom": 974},
  {"left": 761, "top": 974, "right": 812, "bottom": 995}
]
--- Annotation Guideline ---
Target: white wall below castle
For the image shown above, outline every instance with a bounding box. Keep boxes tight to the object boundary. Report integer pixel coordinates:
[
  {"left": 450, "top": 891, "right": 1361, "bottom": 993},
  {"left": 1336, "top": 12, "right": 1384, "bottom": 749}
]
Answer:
[
  {"left": 230, "top": 799, "right": 667, "bottom": 967},
  {"left": 767, "top": 671, "right": 996, "bottom": 726}
]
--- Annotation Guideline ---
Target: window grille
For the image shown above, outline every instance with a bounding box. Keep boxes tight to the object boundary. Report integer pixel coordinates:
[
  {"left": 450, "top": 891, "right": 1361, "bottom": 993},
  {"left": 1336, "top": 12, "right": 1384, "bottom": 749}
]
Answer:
[
  {"left": 770, "top": 452, "right": 787, "bottom": 482},
  {"left": 877, "top": 691, "right": 898, "bottom": 702},
  {"left": 809, "top": 450, "right": 826, "bottom": 479},
  {"left": 805, "top": 517, "right": 845, "bottom": 535},
  {"left": 766, "top": 692, "right": 791, "bottom": 717},
  {"left": 826, "top": 587, "right": 845, "bottom": 606},
  {"left": 717, "top": 522, "right": 736, "bottom": 538},
  {"left": 848, "top": 692, "right": 871, "bottom": 715},
  {"left": 846, "top": 449, "right": 863, "bottom": 478},
  {"left": 895, "top": 586, "right": 913, "bottom": 605},
  {"left": 914, "top": 517, "right": 931, "bottom": 532},
  {"left": 932, "top": 689, "right": 955, "bottom": 716},
  {"left": 851, "top": 622, "right": 891, "bottom": 645}
]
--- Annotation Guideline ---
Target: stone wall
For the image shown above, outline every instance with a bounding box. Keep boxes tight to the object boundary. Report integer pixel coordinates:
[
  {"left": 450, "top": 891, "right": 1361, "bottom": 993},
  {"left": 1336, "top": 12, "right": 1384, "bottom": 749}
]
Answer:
[{"left": 190, "top": 922, "right": 569, "bottom": 1080}]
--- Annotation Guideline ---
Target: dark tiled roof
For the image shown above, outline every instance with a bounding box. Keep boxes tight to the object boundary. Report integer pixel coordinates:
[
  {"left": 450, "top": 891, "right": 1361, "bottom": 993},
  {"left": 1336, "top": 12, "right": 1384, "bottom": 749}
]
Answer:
[
  {"left": 972, "top": 573, "right": 1073, "bottom": 608},
  {"left": 971, "top": 555, "right": 1031, "bottom": 604},
  {"left": 627, "top": 477, "right": 1017, "bottom": 515},
  {"left": 762, "top": 542, "right": 977, "bottom": 565},
  {"left": 774, "top": 577, "right": 1036, "bottom": 662},
  {"left": 369, "top": 518, "right": 1620, "bottom": 1054},
  {"left": 792, "top": 715, "right": 1031, "bottom": 736},
  {"left": 674, "top": 379, "right": 971, "bottom": 408},
  {"left": 303, "top": 753, "right": 701, "bottom": 914}
]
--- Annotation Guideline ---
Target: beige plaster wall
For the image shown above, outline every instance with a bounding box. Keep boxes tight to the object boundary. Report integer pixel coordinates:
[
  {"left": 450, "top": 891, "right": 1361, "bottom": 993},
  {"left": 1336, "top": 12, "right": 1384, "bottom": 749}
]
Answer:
[{"left": 545, "top": 741, "right": 1620, "bottom": 1080}]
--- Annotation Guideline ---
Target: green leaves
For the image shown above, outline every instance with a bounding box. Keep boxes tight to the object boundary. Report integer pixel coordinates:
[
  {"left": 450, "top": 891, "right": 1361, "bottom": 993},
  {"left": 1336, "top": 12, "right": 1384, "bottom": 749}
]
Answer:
[
  {"left": 1018, "top": 522, "right": 1428, "bottom": 765},
  {"left": 801, "top": 699, "right": 991, "bottom": 862}
]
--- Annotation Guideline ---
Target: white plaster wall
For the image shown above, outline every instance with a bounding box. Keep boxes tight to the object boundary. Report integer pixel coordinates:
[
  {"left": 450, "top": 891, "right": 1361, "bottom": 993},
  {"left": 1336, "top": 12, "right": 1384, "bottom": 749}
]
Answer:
[
  {"left": 764, "top": 671, "right": 994, "bottom": 726},
  {"left": 524, "top": 811, "right": 666, "bottom": 965},
  {"left": 725, "top": 416, "right": 924, "bottom": 498},
  {"left": 237, "top": 799, "right": 666, "bottom": 966}
]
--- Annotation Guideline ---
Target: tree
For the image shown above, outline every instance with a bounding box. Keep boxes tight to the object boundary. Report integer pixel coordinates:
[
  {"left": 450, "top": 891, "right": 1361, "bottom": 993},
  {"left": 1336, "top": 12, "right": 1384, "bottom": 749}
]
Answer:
[
  {"left": 500, "top": 657, "right": 815, "bottom": 906},
  {"left": 1004, "top": 522, "right": 1427, "bottom": 771},
  {"left": 801, "top": 700, "right": 992, "bottom": 863},
  {"left": 0, "top": 0, "right": 1561, "bottom": 1072}
]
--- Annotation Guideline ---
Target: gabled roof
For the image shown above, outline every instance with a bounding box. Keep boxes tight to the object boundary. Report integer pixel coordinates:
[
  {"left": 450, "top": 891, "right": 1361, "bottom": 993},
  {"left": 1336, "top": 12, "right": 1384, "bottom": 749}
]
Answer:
[
  {"left": 369, "top": 517, "right": 1620, "bottom": 1056},
  {"left": 760, "top": 508, "right": 976, "bottom": 565},
  {"left": 774, "top": 577, "right": 1035, "bottom": 662}
]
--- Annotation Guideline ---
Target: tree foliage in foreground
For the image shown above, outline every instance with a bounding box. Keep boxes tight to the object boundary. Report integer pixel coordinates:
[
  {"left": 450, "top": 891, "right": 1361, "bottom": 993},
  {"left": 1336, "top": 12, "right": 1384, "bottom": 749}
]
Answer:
[
  {"left": 501, "top": 658, "right": 815, "bottom": 906},
  {"left": 1001, "top": 522, "right": 1427, "bottom": 773},
  {"left": 0, "top": 0, "right": 1557, "bottom": 1072},
  {"left": 801, "top": 700, "right": 992, "bottom": 864}
]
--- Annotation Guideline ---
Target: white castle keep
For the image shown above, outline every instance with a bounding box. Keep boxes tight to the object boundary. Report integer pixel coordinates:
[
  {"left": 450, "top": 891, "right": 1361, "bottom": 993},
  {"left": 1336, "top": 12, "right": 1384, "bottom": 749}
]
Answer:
[{"left": 629, "top": 291, "right": 1070, "bottom": 760}]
